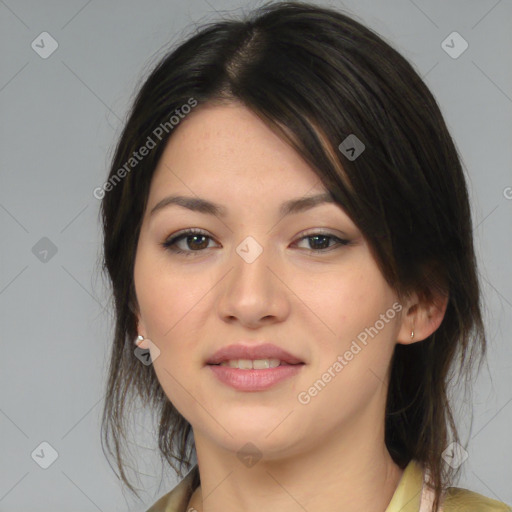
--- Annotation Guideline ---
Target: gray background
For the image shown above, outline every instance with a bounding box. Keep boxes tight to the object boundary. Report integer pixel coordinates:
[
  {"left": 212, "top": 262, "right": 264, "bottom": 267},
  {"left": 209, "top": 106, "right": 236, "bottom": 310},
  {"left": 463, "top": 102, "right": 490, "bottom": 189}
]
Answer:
[{"left": 1, "top": 0, "right": 511, "bottom": 510}]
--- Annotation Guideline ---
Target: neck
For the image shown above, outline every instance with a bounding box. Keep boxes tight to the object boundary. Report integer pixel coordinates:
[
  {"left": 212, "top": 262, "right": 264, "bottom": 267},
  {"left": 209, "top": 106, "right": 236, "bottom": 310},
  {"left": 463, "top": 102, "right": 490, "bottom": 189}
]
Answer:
[{"left": 188, "top": 412, "right": 404, "bottom": 512}]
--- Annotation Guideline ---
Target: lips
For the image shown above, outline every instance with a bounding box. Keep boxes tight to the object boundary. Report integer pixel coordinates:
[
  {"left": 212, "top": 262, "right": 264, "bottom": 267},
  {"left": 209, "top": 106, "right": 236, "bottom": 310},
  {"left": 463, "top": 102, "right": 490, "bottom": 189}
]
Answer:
[{"left": 206, "top": 342, "right": 304, "bottom": 366}]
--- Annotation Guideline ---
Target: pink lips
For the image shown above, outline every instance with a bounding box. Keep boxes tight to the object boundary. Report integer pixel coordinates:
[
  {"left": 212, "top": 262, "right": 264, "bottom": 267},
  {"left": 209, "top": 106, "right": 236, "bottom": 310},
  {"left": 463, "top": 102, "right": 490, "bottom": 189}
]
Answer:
[
  {"left": 206, "top": 342, "right": 305, "bottom": 391},
  {"left": 206, "top": 342, "right": 304, "bottom": 365}
]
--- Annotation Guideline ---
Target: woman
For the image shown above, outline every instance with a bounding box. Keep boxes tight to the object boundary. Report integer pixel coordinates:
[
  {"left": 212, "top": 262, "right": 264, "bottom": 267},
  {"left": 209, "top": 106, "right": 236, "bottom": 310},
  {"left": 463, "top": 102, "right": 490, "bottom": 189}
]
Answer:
[{"left": 99, "top": 2, "right": 511, "bottom": 511}]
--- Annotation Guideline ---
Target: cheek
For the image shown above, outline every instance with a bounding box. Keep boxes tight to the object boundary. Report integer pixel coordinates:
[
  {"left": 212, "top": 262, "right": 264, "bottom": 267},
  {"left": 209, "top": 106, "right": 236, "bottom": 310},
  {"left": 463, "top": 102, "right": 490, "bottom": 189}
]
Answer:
[
  {"left": 133, "top": 247, "right": 220, "bottom": 407},
  {"left": 291, "top": 254, "right": 399, "bottom": 390},
  {"left": 134, "top": 246, "right": 208, "bottom": 339},
  {"left": 133, "top": 249, "right": 209, "bottom": 414},
  {"left": 295, "top": 273, "right": 398, "bottom": 423},
  {"left": 293, "top": 254, "right": 395, "bottom": 342}
]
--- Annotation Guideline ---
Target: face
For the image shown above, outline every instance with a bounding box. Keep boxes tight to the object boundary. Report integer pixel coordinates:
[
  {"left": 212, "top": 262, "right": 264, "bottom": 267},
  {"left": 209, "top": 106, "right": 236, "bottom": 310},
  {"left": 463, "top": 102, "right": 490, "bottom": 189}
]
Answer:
[{"left": 133, "top": 102, "right": 408, "bottom": 459}]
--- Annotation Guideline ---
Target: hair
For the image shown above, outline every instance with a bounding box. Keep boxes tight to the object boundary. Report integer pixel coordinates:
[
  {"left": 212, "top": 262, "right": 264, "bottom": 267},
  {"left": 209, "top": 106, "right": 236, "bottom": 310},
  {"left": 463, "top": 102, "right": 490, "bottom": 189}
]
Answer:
[{"left": 99, "top": 2, "right": 486, "bottom": 510}]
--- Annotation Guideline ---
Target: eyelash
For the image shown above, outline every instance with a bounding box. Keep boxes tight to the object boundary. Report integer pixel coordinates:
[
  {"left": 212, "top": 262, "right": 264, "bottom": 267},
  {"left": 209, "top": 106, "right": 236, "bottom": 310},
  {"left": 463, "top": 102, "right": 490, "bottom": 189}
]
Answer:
[{"left": 161, "top": 228, "right": 351, "bottom": 257}]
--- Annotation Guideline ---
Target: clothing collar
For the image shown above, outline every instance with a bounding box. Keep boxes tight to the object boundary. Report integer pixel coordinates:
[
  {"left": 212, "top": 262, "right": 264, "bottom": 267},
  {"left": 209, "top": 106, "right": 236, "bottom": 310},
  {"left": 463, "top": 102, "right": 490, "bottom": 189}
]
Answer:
[
  {"left": 384, "top": 459, "right": 426, "bottom": 512},
  {"left": 147, "top": 459, "right": 426, "bottom": 512}
]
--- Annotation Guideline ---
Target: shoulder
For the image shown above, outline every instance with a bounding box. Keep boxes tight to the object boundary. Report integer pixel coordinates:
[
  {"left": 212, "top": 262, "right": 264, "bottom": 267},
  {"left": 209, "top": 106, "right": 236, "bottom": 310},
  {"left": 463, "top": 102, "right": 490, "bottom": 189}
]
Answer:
[
  {"left": 145, "top": 465, "right": 200, "bottom": 512},
  {"left": 412, "top": 460, "right": 510, "bottom": 512},
  {"left": 442, "top": 486, "right": 511, "bottom": 512},
  {"left": 145, "top": 492, "right": 172, "bottom": 512}
]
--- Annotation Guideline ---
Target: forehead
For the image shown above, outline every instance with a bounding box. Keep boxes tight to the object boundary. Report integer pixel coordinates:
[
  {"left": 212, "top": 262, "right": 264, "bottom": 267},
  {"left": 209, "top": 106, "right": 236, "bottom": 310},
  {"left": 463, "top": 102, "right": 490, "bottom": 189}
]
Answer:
[{"left": 149, "top": 102, "right": 324, "bottom": 201}]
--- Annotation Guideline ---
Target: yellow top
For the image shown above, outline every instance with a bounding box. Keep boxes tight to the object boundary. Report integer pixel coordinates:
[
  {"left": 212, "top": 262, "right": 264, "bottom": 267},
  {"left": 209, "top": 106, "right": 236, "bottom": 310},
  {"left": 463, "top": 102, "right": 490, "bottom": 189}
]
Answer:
[{"left": 146, "top": 459, "right": 511, "bottom": 512}]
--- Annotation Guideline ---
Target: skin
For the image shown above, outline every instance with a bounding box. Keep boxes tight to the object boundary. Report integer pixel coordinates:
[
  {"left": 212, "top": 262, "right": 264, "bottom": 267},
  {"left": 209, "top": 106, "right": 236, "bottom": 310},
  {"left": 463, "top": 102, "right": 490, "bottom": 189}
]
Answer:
[{"left": 134, "top": 102, "right": 447, "bottom": 512}]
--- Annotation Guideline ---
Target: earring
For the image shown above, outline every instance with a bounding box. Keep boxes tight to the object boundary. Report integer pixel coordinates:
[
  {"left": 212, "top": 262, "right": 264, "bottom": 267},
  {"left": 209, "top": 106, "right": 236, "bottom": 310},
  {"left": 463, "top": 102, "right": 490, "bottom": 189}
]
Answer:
[
  {"left": 136, "top": 334, "right": 145, "bottom": 345},
  {"left": 410, "top": 329, "right": 414, "bottom": 339}
]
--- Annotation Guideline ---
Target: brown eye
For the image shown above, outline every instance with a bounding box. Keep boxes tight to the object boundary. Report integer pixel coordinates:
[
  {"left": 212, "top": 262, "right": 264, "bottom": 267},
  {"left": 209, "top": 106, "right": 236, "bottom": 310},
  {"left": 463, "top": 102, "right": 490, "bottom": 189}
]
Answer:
[
  {"left": 162, "top": 229, "right": 218, "bottom": 256},
  {"left": 294, "top": 232, "right": 350, "bottom": 252}
]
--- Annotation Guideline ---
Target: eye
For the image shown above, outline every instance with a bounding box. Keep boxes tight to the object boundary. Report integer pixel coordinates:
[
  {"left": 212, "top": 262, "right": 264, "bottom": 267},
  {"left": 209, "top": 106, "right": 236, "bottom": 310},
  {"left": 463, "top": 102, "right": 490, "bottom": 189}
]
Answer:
[
  {"left": 161, "top": 228, "right": 218, "bottom": 256},
  {"left": 293, "top": 231, "right": 351, "bottom": 252},
  {"left": 161, "top": 229, "right": 350, "bottom": 257}
]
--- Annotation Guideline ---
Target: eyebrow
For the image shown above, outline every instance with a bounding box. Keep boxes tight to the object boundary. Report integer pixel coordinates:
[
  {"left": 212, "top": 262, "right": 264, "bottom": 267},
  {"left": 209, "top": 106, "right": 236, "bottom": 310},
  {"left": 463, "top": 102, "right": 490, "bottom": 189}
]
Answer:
[{"left": 149, "top": 192, "right": 337, "bottom": 218}]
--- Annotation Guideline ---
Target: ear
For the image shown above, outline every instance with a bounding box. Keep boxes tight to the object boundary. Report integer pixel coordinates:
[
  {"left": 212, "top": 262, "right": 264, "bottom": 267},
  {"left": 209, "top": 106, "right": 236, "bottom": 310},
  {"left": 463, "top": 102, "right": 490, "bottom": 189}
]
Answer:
[
  {"left": 396, "top": 290, "right": 449, "bottom": 345},
  {"left": 133, "top": 306, "right": 151, "bottom": 350}
]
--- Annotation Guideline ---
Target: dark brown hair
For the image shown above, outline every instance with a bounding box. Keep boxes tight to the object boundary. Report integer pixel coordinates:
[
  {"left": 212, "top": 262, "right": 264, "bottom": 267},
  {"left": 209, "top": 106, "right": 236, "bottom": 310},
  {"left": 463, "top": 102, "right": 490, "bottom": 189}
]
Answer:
[{"left": 99, "top": 2, "right": 486, "bottom": 510}]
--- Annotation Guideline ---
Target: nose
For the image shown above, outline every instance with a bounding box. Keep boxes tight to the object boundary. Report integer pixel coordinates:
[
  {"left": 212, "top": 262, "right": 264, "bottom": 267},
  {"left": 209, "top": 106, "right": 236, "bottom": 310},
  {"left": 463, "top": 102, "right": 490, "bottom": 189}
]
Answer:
[{"left": 215, "top": 237, "right": 291, "bottom": 328}]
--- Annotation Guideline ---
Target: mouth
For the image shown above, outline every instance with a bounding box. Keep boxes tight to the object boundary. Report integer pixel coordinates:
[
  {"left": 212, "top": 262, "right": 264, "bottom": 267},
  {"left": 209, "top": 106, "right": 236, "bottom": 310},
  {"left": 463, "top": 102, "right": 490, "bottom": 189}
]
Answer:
[
  {"left": 208, "top": 359, "right": 305, "bottom": 369},
  {"left": 207, "top": 359, "right": 305, "bottom": 391},
  {"left": 205, "top": 342, "right": 305, "bottom": 367}
]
